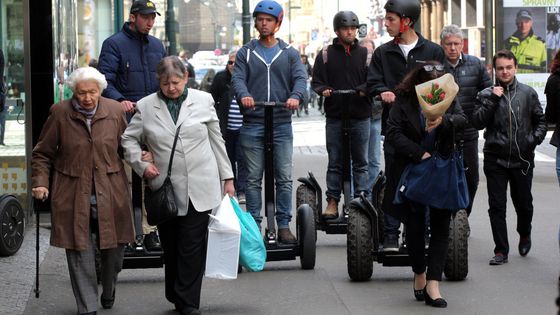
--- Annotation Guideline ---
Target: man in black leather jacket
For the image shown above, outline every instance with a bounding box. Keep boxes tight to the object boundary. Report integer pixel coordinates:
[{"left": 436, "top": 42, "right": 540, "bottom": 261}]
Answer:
[
  {"left": 441, "top": 25, "right": 492, "bottom": 217},
  {"left": 472, "top": 50, "right": 546, "bottom": 266}
]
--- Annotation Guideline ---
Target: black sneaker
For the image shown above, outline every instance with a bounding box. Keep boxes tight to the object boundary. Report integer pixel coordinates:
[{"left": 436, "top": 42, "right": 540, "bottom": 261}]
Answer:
[
  {"left": 383, "top": 235, "right": 399, "bottom": 252},
  {"left": 489, "top": 253, "right": 508, "bottom": 265},
  {"left": 144, "top": 232, "right": 162, "bottom": 251}
]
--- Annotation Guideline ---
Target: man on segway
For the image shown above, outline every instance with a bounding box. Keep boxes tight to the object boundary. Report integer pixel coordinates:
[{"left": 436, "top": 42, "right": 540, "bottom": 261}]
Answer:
[
  {"left": 311, "top": 11, "right": 372, "bottom": 219},
  {"left": 367, "top": 0, "right": 444, "bottom": 252},
  {"left": 231, "top": 0, "right": 308, "bottom": 244}
]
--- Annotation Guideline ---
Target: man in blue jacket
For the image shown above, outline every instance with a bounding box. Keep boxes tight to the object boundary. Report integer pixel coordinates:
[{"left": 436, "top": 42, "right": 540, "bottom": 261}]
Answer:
[
  {"left": 232, "top": 0, "right": 307, "bottom": 243},
  {"left": 97, "top": 0, "right": 166, "bottom": 251}
]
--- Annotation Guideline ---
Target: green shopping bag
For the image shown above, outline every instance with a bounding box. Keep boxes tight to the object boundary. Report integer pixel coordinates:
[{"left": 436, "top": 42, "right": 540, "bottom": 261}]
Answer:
[{"left": 230, "top": 197, "right": 266, "bottom": 271}]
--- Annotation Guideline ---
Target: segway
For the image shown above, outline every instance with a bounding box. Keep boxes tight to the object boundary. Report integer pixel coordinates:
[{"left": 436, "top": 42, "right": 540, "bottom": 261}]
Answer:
[
  {"left": 296, "top": 89, "right": 370, "bottom": 235},
  {"left": 346, "top": 140, "right": 469, "bottom": 281},
  {"left": 254, "top": 101, "right": 316, "bottom": 270},
  {"left": 122, "top": 204, "right": 164, "bottom": 269}
]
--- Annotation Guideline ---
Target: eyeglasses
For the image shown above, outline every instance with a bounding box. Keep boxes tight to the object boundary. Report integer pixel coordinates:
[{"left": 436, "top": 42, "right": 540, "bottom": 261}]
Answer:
[
  {"left": 227, "top": 60, "right": 235, "bottom": 65},
  {"left": 423, "top": 64, "right": 445, "bottom": 72}
]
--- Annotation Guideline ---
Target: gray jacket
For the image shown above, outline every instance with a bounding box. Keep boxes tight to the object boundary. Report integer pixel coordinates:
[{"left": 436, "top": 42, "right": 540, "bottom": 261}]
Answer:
[{"left": 232, "top": 39, "right": 308, "bottom": 124}]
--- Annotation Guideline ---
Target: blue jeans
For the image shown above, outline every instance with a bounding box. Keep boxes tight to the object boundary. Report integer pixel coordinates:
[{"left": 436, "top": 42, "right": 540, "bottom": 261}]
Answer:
[
  {"left": 556, "top": 147, "right": 560, "bottom": 186},
  {"left": 325, "top": 117, "right": 370, "bottom": 199},
  {"left": 367, "top": 118, "right": 382, "bottom": 189},
  {"left": 224, "top": 129, "right": 247, "bottom": 195},
  {"left": 239, "top": 122, "right": 293, "bottom": 229}
]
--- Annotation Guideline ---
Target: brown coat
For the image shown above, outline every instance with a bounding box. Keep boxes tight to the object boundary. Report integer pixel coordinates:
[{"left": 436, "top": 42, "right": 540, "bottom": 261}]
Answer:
[{"left": 32, "top": 97, "right": 134, "bottom": 250}]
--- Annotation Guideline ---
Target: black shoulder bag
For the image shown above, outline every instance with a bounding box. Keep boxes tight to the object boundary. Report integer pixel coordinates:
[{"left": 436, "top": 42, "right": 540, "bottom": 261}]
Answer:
[{"left": 144, "top": 124, "right": 182, "bottom": 226}]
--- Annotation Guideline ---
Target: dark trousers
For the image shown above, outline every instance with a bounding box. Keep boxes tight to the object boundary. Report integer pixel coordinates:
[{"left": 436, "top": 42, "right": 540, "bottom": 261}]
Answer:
[
  {"left": 483, "top": 159, "right": 534, "bottom": 255},
  {"left": 158, "top": 203, "right": 210, "bottom": 311},
  {"left": 407, "top": 202, "right": 451, "bottom": 281},
  {"left": 224, "top": 129, "right": 247, "bottom": 195},
  {"left": 463, "top": 139, "right": 479, "bottom": 216},
  {"left": 383, "top": 150, "right": 401, "bottom": 236}
]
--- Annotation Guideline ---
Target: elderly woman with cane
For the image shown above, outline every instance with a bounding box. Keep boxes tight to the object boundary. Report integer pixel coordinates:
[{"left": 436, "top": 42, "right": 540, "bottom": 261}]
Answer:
[{"left": 32, "top": 67, "right": 134, "bottom": 315}]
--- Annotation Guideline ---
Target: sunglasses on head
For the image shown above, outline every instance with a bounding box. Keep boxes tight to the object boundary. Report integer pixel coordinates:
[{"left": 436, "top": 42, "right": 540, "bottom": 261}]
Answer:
[
  {"left": 227, "top": 60, "right": 235, "bottom": 65},
  {"left": 423, "top": 64, "right": 445, "bottom": 72}
]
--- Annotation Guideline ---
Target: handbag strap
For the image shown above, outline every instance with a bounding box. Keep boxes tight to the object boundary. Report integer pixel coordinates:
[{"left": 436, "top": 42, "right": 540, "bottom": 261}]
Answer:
[{"left": 166, "top": 124, "right": 182, "bottom": 177}]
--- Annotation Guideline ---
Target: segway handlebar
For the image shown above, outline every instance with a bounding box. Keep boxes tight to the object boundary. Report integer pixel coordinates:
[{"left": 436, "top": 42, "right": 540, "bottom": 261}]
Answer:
[
  {"left": 331, "top": 89, "right": 357, "bottom": 95},
  {"left": 253, "top": 101, "right": 287, "bottom": 107}
]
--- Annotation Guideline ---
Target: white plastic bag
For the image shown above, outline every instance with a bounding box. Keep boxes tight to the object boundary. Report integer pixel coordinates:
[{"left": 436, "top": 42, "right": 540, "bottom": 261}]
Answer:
[{"left": 205, "top": 195, "right": 241, "bottom": 279}]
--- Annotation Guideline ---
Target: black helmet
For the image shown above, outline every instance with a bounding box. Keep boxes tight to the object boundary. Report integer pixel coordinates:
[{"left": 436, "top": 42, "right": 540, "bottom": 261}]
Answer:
[
  {"left": 333, "top": 11, "right": 359, "bottom": 31},
  {"left": 384, "top": 0, "right": 421, "bottom": 24}
]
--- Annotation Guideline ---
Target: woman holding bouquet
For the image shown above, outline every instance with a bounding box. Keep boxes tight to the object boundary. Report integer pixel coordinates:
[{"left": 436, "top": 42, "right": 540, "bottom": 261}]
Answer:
[{"left": 384, "top": 61, "right": 466, "bottom": 308}]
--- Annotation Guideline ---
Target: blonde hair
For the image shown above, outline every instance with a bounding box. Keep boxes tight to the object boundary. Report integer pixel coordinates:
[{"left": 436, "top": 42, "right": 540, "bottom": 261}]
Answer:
[{"left": 66, "top": 67, "right": 108, "bottom": 92}]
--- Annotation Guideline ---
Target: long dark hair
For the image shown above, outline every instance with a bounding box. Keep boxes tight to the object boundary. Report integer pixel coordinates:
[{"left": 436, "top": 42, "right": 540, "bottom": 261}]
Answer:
[
  {"left": 395, "top": 60, "right": 445, "bottom": 97},
  {"left": 551, "top": 50, "right": 560, "bottom": 74}
]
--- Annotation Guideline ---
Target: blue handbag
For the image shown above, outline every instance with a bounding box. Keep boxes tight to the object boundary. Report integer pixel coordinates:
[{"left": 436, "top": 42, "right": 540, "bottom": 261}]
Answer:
[
  {"left": 394, "top": 149, "right": 469, "bottom": 210},
  {"left": 230, "top": 197, "right": 266, "bottom": 271}
]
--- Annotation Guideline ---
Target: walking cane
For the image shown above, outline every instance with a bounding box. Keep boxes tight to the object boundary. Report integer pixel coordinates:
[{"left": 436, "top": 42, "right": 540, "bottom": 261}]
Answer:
[{"left": 33, "top": 198, "right": 40, "bottom": 298}]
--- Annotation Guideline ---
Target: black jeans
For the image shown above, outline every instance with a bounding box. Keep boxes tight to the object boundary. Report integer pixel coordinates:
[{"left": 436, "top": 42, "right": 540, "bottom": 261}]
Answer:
[
  {"left": 158, "top": 203, "right": 210, "bottom": 311},
  {"left": 483, "top": 159, "right": 534, "bottom": 255},
  {"left": 462, "top": 139, "right": 479, "bottom": 216},
  {"left": 407, "top": 202, "right": 451, "bottom": 281}
]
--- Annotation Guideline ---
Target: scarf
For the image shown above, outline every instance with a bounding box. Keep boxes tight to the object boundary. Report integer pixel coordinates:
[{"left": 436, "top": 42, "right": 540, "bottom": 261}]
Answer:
[
  {"left": 158, "top": 87, "right": 188, "bottom": 124},
  {"left": 71, "top": 98, "right": 97, "bottom": 119}
]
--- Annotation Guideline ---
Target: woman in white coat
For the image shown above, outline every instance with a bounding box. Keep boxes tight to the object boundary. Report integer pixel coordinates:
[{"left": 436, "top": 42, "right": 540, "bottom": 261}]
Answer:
[{"left": 122, "top": 56, "right": 234, "bottom": 315}]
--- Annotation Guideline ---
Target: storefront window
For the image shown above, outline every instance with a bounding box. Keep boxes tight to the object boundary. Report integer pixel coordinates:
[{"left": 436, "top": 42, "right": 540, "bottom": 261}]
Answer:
[
  {"left": 0, "top": 0, "right": 28, "bottom": 206},
  {"left": 77, "top": 0, "right": 114, "bottom": 66}
]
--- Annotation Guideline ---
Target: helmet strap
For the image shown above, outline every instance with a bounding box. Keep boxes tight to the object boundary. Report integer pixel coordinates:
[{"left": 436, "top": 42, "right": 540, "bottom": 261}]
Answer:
[{"left": 394, "top": 17, "right": 411, "bottom": 44}]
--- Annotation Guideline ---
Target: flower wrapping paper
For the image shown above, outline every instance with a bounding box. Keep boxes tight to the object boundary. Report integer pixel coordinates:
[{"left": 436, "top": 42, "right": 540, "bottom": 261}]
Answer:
[{"left": 415, "top": 73, "right": 459, "bottom": 120}]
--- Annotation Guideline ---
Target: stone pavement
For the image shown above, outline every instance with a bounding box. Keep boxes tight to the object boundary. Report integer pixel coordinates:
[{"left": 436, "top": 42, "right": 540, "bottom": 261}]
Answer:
[{"left": 0, "top": 224, "right": 49, "bottom": 315}]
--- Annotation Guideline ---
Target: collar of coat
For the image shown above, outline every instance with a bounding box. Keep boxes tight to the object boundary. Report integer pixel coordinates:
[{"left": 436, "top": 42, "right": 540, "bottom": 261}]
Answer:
[{"left": 123, "top": 22, "right": 149, "bottom": 43}]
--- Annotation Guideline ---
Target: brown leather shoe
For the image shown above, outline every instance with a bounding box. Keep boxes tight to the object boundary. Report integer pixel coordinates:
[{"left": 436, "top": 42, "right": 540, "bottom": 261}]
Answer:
[
  {"left": 278, "top": 228, "right": 297, "bottom": 244},
  {"left": 323, "top": 198, "right": 339, "bottom": 219}
]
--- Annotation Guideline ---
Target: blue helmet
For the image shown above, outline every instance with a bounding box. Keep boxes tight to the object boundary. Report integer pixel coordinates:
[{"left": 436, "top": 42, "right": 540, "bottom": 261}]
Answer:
[{"left": 253, "top": 0, "right": 284, "bottom": 27}]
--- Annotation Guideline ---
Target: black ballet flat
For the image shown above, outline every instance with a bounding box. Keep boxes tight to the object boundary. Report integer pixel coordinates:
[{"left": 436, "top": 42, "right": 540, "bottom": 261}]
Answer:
[
  {"left": 424, "top": 286, "right": 447, "bottom": 308},
  {"left": 413, "top": 274, "right": 425, "bottom": 301},
  {"left": 414, "top": 286, "right": 425, "bottom": 301}
]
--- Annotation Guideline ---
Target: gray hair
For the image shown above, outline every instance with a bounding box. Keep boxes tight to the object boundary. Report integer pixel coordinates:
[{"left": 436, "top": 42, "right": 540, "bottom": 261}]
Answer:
[
  {"left": 66, "top": 66, "right": 108, "bottom": 92},
  {"left": 440, "top": 24, "right": 464, "bottom": 41},
  {"left": 156, "top": 56, "right": 187, "bottom": 80},
  {"left": 228, "top": 50, "right": 238, "bottom": 58}
]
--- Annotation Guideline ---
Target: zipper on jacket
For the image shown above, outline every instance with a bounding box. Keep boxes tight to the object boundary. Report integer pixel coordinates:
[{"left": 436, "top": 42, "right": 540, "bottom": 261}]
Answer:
[
  {"left": 252, "top": 47, "right": 285, "bottom": 102},
  {"left": 507, "top": 85, "right": 512, "bottom": 167}
]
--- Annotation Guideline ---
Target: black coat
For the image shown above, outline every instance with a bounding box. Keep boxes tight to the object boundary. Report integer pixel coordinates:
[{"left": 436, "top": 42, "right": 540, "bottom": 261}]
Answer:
[
  {"left": 210, "top": 68, "right": 233, "bottom": 135},
  {"left": 366, "top": 33, "right": 445, "bottom": 133},
  {"left": 545, "top": 72, "right": 560, "bottom": 147},
  {"left": 444, "top": 54, "right": 492, "bottom": 141},
  {"left": 311, "top": 38, "right": 371, "bottom": 119},
  {"left": 383, "top": 93, "right": 467, "bottom": 221},
  {"left": 472, "top": 78, "right": 547, "bottom": 168}
]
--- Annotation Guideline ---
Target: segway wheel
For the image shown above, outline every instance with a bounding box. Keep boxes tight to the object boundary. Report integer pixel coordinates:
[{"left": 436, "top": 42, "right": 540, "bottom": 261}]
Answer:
[
  {"left": 297, "top": 204, "right": 316, "bottom": 270},
  {"left": 444, "top": 209, "right": 469, "bottom": 281},
  {"left": 0, "top": 196, "right": 25, "bottom": 256},
  {"left": 296, "top": 184, "right": 318, "bottom": 226},
  {"left": 347, "top": 206, "right": 373, "bottom": 281}
]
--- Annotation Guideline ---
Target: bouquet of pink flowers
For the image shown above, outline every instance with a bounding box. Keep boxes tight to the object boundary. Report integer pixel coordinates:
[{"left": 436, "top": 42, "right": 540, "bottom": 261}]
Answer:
[{"left": 415, "top": 73, "right": 459, "bottom": 121}]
